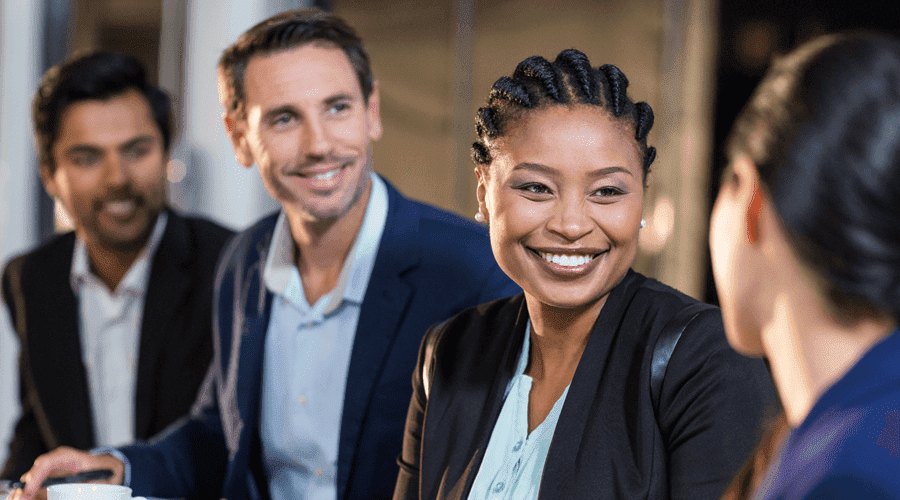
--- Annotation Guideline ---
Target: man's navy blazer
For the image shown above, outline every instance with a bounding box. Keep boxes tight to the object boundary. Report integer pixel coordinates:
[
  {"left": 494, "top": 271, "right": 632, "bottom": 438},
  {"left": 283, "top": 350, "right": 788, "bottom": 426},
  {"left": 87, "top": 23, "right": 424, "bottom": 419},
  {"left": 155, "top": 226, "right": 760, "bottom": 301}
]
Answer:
[
  {"left": 121, "top": 178, "right": 519, "bottom": 500},
  {"left": 0, "top": 210, "right": 234, "bottom": 481}
]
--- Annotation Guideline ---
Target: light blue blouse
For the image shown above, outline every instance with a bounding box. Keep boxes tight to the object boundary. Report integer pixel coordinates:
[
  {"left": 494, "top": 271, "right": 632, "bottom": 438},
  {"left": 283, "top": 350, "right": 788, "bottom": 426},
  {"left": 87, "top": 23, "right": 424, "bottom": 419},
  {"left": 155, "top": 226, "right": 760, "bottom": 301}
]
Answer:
[{"left": 467, "top": 321, "right": 570, "bottom": 500}]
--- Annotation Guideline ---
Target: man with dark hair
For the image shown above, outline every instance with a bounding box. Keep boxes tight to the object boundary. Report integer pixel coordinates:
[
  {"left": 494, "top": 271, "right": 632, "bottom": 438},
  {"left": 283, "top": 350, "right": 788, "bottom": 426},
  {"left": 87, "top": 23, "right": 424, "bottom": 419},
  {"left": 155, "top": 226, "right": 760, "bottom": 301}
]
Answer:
[
  {"left": 1, "top": 51, "right": 233, "bottom": 481},
  {"left": 14, "top": 9, "right": 517, "bottom": 500}
]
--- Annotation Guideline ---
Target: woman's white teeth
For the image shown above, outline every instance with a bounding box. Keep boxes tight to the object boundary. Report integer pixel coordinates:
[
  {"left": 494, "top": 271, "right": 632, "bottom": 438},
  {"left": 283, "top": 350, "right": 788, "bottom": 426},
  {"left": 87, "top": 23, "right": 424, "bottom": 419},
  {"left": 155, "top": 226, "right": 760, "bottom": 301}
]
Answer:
[
  {"left": 540, "top": 252, "right": 593, "bottom": 267},
  {"left": 314, "top": 168, "right": 339, "bottom": 180}
]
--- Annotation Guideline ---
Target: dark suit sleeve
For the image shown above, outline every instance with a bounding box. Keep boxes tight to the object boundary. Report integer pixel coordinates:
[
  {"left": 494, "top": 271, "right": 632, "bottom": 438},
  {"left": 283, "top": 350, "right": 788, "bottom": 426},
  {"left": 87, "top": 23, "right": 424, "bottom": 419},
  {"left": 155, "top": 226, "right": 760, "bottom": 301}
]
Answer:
[
  {"left": 474, "top": 264, "right": 520, "bottom": 305},
  {"left": 118, "top": 363, "right": 229, "bottom": 499},
  {"left": 657, "top": 309, "right": 777, "bottom": 500},
  {"left": 0, "top": 375, "right": 49, "bottom": 481},
  {"left": 1, "top": 260, "right": 51, "bottom": 481},
  {"left": 394, "top": 321, "right": 444, "bottom": 500}
]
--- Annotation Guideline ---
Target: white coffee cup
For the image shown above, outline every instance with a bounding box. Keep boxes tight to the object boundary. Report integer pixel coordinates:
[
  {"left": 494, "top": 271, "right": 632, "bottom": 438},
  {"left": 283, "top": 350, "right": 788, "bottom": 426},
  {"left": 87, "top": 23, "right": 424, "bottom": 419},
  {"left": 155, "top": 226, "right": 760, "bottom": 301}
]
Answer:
[{"left": 47, "top": 484, "right": 146, "bottom": 500}]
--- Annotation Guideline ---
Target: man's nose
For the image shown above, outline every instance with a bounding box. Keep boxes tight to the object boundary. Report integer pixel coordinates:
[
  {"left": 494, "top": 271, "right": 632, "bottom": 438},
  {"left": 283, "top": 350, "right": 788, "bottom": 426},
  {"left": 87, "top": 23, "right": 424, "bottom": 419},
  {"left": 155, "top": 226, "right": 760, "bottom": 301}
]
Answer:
[
  {"left": 302, "top": 116, "right": 331, "bottom": 158},
  {"left": 104, "top": 155, "right": 129, "bottom": 187}
]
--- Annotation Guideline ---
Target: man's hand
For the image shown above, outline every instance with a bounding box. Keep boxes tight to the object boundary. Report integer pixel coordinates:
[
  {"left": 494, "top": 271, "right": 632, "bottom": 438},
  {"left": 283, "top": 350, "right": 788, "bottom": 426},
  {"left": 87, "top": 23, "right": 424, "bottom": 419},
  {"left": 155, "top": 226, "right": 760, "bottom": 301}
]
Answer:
[{"left": 8, "top": 447, "right": 124, "bottom": 500}]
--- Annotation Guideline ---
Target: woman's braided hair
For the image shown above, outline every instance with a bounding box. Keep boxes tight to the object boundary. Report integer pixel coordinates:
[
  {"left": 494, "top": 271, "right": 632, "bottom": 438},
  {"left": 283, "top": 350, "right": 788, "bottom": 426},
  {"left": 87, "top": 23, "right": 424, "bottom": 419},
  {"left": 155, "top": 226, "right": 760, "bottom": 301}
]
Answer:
[{"left": 472, "top": 49, "right": 656, "bottom": 183}]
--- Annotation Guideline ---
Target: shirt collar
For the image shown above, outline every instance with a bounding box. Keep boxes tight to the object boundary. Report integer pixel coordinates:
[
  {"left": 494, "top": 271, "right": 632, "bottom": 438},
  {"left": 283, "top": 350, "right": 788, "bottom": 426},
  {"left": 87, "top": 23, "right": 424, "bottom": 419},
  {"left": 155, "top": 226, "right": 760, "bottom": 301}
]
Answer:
[
  {"left": 263, "top": 173, "right": 389, "bottom": 313},
  {"left": 70, "top": 211, "right": 169, "bottom": 296}
]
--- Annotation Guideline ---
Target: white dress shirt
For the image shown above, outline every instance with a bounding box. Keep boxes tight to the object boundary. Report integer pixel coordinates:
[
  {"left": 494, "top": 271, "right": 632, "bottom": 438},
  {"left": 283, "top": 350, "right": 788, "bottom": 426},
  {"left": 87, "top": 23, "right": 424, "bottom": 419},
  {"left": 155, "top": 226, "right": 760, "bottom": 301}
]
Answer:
[
  {"left": 70, "top": 212, "right": 167, "bottom": 448},
  {"left": 260, "top": 174, "right": 388, "bottom": 500}
]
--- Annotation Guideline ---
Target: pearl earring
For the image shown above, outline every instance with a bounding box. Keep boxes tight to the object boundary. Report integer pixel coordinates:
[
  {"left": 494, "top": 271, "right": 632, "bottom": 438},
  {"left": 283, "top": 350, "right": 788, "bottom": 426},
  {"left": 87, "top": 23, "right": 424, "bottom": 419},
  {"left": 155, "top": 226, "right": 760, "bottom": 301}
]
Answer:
[
  {"left": 475, "top": 212, "right": 485, "bottom": 222},
  {"left": 640, "top": 219, "right": 646, "bottom": 229}
]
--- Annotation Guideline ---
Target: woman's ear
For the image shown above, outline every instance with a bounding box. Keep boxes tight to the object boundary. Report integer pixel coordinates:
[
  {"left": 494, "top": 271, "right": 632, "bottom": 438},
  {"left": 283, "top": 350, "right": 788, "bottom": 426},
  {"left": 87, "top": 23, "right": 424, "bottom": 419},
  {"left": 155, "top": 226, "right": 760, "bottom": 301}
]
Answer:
[
  {"left": 475, "top": 166, "right": 489, "bottom": 220},
  {"left": 747, "top": 183, "right": 763, "bottom": 244},
  {"left": 732, "top": 155, "right": 764, "bottom": 245}
]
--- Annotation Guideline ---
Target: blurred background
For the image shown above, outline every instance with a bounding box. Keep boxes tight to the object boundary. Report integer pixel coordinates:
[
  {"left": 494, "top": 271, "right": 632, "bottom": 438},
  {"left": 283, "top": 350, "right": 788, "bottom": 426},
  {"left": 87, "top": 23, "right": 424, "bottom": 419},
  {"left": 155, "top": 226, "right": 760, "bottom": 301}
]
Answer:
[{"left": 1, "top": 0, "right": 898, "bottom": 468}]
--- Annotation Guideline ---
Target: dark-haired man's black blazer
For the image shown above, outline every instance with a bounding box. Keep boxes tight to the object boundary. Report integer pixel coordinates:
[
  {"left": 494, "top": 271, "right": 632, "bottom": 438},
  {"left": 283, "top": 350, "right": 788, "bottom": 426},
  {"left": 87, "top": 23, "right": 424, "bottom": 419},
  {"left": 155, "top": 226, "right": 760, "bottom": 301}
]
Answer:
[{"left": 0, "top": 209, "right": 234, "bottom": 481}]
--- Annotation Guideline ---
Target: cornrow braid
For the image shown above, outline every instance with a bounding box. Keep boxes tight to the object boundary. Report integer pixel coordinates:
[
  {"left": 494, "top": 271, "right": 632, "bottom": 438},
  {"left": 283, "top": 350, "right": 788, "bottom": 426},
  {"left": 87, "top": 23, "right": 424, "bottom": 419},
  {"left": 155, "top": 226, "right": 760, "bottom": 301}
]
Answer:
[
  {"left": 554, "top": 49, "right": 599, "bottom": 104},
  {"left": 599, "top": 63, "right": 629, "bottom": 117},
  {"left": 472, "top": 48, "right": 657, "bottom": 182},
  {"left": 489, "top": 76, "right": 535, "bottom": 109},
  {"left": 512, "top": 56, "right": 565, "bottom": 104}
]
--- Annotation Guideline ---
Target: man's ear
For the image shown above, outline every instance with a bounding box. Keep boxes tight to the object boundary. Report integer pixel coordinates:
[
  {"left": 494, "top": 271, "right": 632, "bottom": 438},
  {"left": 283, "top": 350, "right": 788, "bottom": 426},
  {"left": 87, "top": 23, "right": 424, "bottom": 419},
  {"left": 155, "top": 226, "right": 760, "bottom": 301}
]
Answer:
[
  {"left": 366, "top": 81, "right": 383, "bottom": 142},
  {"left": 223, "top": 113, "right": 254, "bottom": 168},
  {"left": 39, "top": 164, "right": 60, "bottom": 199}
]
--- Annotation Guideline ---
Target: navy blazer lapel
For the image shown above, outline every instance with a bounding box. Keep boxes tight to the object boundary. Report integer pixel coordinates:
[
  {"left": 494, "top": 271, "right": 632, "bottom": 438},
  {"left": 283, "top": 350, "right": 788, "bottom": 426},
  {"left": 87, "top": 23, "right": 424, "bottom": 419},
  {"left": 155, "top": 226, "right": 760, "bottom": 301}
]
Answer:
[
  {"left": 134, "top": 211, "right": 194, "bottom": 438},
  {"left": 337, "top": 182, "right": 418, "bottom": 499},
  {"left": 218, "top": 214, "right": 276, "bottom": 492},
  {"left": 24, "top": 235, "right": 95, "bottom": 449}
]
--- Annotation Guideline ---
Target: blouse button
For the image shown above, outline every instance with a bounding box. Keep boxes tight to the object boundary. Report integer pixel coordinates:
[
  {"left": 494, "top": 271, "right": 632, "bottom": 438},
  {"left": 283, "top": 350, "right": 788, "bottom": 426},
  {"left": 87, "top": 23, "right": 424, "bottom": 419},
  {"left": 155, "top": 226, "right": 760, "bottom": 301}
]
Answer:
[
  {"left": 493, "top": 482, "right": 505, "bottom": 493},
  {"left": 512, "top": 440, "right": 522, "bottom": 452}
]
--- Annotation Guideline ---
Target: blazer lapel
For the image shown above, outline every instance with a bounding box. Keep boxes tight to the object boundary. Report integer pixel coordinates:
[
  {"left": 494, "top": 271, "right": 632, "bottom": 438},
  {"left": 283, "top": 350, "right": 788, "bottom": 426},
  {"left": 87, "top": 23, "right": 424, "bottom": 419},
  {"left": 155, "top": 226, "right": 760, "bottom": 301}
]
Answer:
[
  {"left": 438, "top": 300, "right": 529, "bottom": 500},
  {"left": 134, "top": 211, "right": 193, "bottom": 438},
  {"left": 538, "top": 271, "right": 646, "bottom": 498},
  {"left": 336, "top": 183, "right": 418, "bottom": 499},
  {"left": 26, "top": 235, "right": 95, "bottom": 449}
]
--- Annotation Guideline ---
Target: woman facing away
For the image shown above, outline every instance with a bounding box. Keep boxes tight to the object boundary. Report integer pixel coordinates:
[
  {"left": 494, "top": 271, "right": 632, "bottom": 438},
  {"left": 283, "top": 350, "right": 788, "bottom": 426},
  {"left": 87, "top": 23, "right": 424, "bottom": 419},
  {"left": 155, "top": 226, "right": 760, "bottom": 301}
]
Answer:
[
  {"left": 394, "top": 49, "right": 777, "bottom": 500},
  {"left": 711, "top": 33, "right": 900, "bottom": 499}
]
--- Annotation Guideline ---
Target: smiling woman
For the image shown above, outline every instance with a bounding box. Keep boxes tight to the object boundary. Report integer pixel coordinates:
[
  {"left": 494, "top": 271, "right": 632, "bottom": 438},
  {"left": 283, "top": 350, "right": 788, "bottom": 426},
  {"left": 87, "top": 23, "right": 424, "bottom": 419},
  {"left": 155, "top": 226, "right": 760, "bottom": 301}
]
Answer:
[{"left": 393, "top": 49, "right": 777, "bottom": 500}]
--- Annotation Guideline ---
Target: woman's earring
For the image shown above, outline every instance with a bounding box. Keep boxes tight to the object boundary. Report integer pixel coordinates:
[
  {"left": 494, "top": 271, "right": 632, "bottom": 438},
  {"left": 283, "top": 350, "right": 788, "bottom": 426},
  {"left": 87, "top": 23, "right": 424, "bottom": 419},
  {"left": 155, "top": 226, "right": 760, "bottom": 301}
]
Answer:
[
  {"left": 640, "top": 219, "right": 646, "bottom": 229},
  {"left": 475, "top": 212, "right": 485, "bottom": 223}
]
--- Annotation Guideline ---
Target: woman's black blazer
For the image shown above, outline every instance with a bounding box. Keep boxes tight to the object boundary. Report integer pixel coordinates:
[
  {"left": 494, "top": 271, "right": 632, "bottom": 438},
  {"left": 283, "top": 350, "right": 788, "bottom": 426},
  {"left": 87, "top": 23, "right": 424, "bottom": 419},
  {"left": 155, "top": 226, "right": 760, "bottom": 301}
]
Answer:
[{"left": 394, "top": 270, "right": 777, "bottom": 500}]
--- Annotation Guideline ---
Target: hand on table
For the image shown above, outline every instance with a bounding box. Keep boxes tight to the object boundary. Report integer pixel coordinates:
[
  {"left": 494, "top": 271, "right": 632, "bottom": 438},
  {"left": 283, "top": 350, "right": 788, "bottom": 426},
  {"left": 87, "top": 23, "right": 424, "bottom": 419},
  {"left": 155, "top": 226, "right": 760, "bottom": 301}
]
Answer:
[{"left": 8, "top": 447, "right": 124, "bottom": 500}]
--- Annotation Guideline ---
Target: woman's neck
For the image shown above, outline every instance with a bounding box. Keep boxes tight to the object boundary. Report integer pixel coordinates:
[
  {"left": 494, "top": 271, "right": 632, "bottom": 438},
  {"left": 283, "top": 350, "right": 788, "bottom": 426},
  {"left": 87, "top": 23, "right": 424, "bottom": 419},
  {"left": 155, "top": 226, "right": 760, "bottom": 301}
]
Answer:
[
  {"left": 524, "top": 294, "right": 605, "bottom": 381},
  {"left": 762, "top": 291, "right": 896, "bottom": 427}
]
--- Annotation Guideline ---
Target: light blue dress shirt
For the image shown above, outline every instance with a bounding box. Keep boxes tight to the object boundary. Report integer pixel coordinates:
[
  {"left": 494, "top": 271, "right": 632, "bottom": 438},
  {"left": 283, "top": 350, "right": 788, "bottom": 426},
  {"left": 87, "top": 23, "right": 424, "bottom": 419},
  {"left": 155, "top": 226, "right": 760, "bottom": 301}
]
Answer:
[
  {"left": 260, "top": 174, "right": 388, "bottom": 500},
  {"left": 467, "top": 322, "right": 570, "bottom": 500}
]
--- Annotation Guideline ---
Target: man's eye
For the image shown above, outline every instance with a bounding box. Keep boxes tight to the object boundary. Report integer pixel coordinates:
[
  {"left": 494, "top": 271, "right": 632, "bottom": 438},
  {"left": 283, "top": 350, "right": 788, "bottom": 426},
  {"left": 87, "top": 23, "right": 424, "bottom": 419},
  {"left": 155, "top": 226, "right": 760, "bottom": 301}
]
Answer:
[
  {"left": 273, "top": 114, "right": 293, "bottom": 125},
  {"left": 71, "top": 152, "right": 100, "bottom": 165},
  {"left": 329, "top": 102, "right": 350, "bottom": 114},
  {"left": 123, "top": 145, "right": 150, "bottom": 159}
]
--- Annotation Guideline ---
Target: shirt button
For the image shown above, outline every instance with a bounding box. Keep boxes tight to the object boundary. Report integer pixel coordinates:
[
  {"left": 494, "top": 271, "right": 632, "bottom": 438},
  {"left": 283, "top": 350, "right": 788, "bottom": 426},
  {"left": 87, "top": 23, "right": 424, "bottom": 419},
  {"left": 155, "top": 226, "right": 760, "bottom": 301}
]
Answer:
[
  {"left": 512, "top": 440, "right": 523, "bottom": 452},
  {"left": 493, "top": 481, "right": 505, "bottom": 493},
  {"left": 314, "top": 467, "right": 324, "bottom": 477},
  {"left": 298, "top": 395, "right": 307, "bottom": 405}
]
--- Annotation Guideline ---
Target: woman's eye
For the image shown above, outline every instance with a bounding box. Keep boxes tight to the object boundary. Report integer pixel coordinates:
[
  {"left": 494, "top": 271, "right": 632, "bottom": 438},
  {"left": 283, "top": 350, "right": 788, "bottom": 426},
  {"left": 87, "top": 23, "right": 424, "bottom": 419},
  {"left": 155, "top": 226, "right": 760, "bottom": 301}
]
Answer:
[
  {"left": 594, "top": 186, "right": 625, "bottom": 197},
  {"left": 518, "top": 183, "right": 552, "bottom": 195}
]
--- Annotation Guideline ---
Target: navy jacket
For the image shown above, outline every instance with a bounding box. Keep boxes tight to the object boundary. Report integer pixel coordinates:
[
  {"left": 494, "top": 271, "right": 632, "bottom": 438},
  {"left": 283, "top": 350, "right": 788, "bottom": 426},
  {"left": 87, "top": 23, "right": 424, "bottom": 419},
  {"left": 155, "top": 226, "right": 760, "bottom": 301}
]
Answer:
[
  {"left": 1, "top": 210, "right": 233, "bottom": 481},
  {"left": 120, "top": 178, "right": 520, "bottom": 500},
  {"left": 756, "top": 329, "right": 900, "bottom": 500}
]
